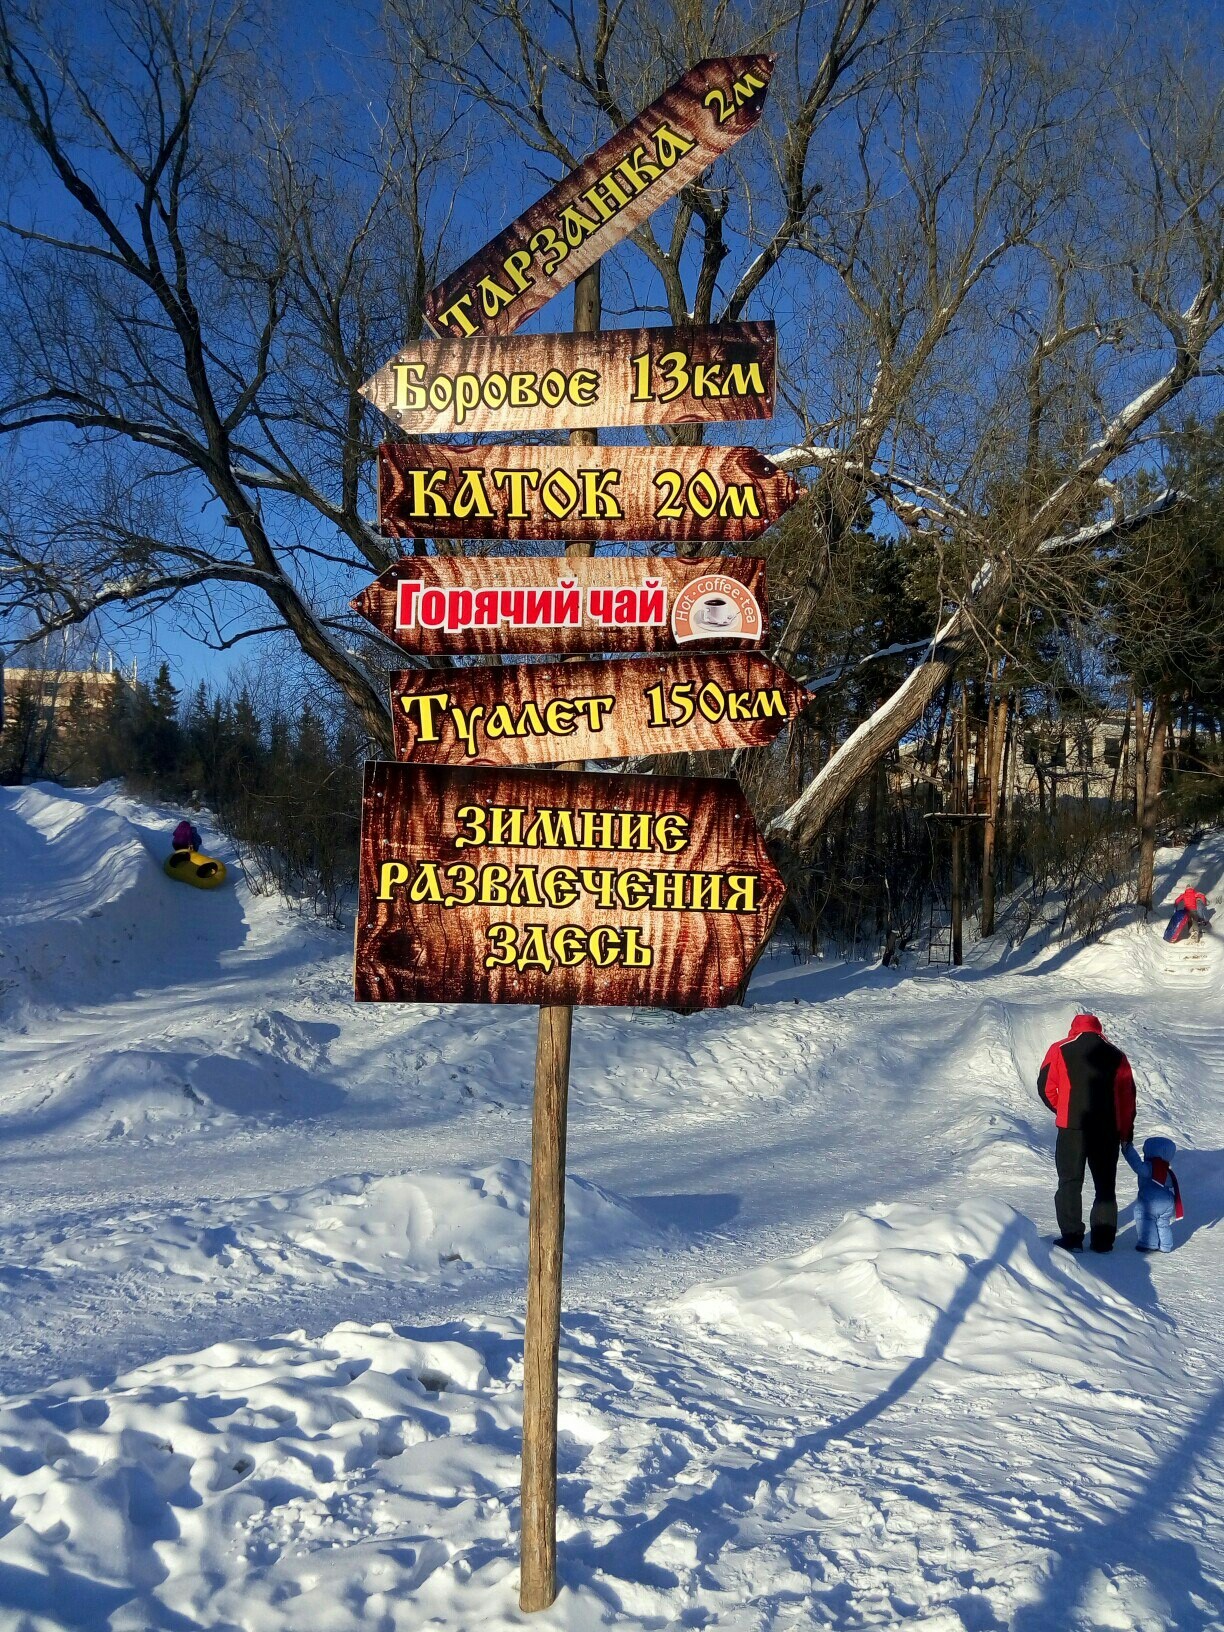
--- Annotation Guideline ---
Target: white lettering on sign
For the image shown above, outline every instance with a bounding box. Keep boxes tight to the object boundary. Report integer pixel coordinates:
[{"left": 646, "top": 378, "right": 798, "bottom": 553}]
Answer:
[{"left": 395, "top": 577, "right": 667, "bottom": 634}]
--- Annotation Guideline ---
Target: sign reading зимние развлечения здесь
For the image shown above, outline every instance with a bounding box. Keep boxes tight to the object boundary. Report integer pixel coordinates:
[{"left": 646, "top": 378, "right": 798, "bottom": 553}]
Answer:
[
  {"left": 351, "top": 556, "right": 767, "bottom": 658},
  {"left": 354, "top": 762, "right": 786, "bottom": 1011}
]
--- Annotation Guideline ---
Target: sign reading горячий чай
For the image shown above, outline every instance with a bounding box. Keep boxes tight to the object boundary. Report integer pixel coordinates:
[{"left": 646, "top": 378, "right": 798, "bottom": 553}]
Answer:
[{"left": 351, "top": 555, "right": 767, "bottom": 657}]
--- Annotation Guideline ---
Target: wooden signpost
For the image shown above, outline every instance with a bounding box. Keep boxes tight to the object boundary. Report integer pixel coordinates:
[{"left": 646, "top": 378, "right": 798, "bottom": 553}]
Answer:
[
  {"left": 377, "top": 442, "right": 801, "bottom": 545},
  {"left": 424, "top": 56, "right": 774, "bottom": 340},
  {"left": 351, "top": 52, "right": 785, "bottom": 1616},
  {"left": 360, "top": 322, "right": 776, "bottom": 435},
  {"left": 351, "top": 554, "right": 767, "bottom": 658},
  {"left": 389, "top": 653, "right": 808, "bottom": 766},
  {"left": 355, "top": 762, "right": 785, "bottom": 1010}
]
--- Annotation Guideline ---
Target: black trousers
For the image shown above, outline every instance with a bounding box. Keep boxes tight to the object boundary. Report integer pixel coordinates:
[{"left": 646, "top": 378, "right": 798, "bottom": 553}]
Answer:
[{"left": 1055, "top": 1126, "right": 1120, "bottom": 1244}]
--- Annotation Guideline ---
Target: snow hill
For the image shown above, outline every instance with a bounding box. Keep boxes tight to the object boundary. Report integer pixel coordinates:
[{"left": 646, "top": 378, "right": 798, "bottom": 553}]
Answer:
[{"left": 0, "top": 781, "right": 1222, "bottom": 1630}]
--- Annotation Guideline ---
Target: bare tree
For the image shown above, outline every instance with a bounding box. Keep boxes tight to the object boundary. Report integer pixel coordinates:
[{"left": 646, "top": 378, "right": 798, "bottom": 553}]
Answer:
[
  {"left": 0, "top": 0, "right": 468, "bottom": 749},
  {"left": 1, "top": 0, "right": 1220, "bottom": 891},
  {"left": 770, "top": 31, "right": 1224, "bottom": 848}
]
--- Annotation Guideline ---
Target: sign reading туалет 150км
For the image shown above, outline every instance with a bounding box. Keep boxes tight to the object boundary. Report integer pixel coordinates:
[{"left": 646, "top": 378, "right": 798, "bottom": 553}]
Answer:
[
  {"left": 360, "top": 323, "right": 776, "bottom": 436},
  {"left": 352, "top": 555, "right": 768, "bottom": 658},
  {"left": 389, "top": 652, "right": 807, "bottom": 767},
  {"left": 424, "top": 57, "right": 774, "bottom": 340}
]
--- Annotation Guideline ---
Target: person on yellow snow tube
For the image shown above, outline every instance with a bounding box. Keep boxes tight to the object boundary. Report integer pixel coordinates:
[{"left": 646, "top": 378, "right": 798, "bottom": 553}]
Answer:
[{"left": 165, "top": 818, "right": 227, "bottom": 888}]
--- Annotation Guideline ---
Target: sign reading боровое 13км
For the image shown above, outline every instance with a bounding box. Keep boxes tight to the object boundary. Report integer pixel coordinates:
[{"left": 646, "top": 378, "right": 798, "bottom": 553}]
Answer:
[{"left": 351, "top": 555, "right": 767, "bottom": 658}]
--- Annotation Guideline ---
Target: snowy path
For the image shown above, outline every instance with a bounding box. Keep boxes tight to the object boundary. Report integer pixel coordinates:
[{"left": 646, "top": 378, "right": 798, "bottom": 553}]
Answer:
[{"left": 1, "top": 783, "right": 1222, "bottom": 1629}]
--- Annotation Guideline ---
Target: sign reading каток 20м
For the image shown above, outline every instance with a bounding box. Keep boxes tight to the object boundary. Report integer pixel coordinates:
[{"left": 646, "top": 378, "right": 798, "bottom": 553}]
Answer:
[
  {"left": 377, "top": 444, "right": 799, "bottom": 544},
  {"left": 354, "top": 763, "right": 785, "bottom": 1011}
]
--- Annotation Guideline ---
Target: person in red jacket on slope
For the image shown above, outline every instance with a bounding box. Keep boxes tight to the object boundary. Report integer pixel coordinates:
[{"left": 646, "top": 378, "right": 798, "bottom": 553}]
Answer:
[
  {"left": 1037, "top": 1013, "right": 1136, "bottom": 1254},
  {"left": 1176, "top": 886, "right": 1210, "bottom": 940}
]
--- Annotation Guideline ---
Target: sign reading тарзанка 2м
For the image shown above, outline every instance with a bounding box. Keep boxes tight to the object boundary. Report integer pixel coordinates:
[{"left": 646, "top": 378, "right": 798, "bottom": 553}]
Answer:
[{"left": 423, "top": 57, "right": 774, "bottom": 340}]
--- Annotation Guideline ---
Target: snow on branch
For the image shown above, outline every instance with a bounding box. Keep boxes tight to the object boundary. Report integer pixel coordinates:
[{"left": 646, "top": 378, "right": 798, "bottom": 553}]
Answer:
[{"left": 1035, "top": 487, "right": 1189, "bottom": 555}]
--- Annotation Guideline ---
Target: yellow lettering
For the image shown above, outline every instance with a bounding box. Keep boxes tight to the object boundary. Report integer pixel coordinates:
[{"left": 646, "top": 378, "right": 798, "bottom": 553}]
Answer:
[
  {"left": 492, "top": 467, "right": 541, "bottom": 518},
  {"left": 407, "top": 470, "right": 451, "bottom": 518},
  {"left": 542, "top": 866, "right": 579, "bottom": 909},
  {"left": 529, "top": 224, "right": 568, "bottom": 276},
  {"left": 485, "top": 922, "right": 516, "bottom": 967},
  {"left": 724, "top": 360, "right": 767, "bottom": 397},
  {"left": 554, "top": 925, "right": 588, "bottom": 966},
  {"left": 588, "top": 926, "right": 622, "bottom": 967},
  {"left": 653, "top": 121, "right": 696, "bottom": 169},
  {"left": 377, "top": 861, "right": 410, "bottom": 901},
  {"left": 435, "top": 294, "right": 478, "bottom": 336},
  {"left": 654, "top": 813, "right": 690, "bottom": 853},
  {"left": 719, "top": 482, "right": 761, "bottom": 519},
  {"left": 557, "top": 202, "right": 601, "bottom": 248},
  {"left": 443, "top": 863, "right": 477, "bottom": 906},
  {"left": 502, "top": 247, "right": 535, "bottom": 293},
  {"left": 452, "top": 470, "right": 494, "bottom": 520},
  {"left": 725, "top": 873, "right": 759, "bottom": 911},
  {"left": 526, "top": 808, "right": 579, "bottom": 848},
  {"left": 454, "top": 803, "right": 487, "bottom": 850},
  {"left": 485, "top": 703, "right": 517, "bottom": 739},
  {"left": 476, "top": 274, "right": 516, "bottom": 318},
  {"left": 398, "top": 691, "right": 450, "bottom": 743},
  {"left": 392, "top": 361, "right": 426, "bottom": 412},
  {"left": 543, "top": 699, "right": 578, "bottom": 736},
  {"left": 579, "top": 468, "right": 622, "bottom": 518},
  {"left": 652, "top": 872, "right": 687, "bottom": 910},
  {"left": 490, "top": 806, "right": 526, "bottom": 846}
]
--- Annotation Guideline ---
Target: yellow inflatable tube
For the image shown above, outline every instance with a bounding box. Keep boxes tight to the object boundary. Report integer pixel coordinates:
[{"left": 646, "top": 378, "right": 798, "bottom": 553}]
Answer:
[{"left": 164, "top": 848, "right": 228, "bottom": 889}]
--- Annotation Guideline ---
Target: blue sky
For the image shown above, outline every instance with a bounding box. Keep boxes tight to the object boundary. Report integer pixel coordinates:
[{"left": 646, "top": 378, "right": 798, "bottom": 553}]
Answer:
[{"left": 5, "top": 0, "right": 1221, "bottom": 701}]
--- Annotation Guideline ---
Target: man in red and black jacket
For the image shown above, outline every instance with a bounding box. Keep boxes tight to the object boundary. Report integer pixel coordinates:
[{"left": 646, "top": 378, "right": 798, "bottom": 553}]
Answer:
[{"left": 1037, "top": 1013, "right": 1136, "bottom": 1253}]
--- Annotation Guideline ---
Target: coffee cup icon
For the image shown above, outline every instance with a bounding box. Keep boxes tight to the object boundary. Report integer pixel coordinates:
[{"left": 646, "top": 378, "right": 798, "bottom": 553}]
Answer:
[{"left": 692, "top": 593, "right": 741, "bottom": 632}]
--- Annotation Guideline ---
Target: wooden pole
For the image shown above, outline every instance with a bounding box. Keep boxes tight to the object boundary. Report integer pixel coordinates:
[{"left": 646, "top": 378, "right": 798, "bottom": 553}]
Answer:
[
  {"left": 519, "top": 262, "right": 600, "bottom": 1615},
  {"left": 951, "top": 823, "right": 964, "bottom": 967},
  {"left": 951, "top": 687, "right": 965, "bottom": 966}
]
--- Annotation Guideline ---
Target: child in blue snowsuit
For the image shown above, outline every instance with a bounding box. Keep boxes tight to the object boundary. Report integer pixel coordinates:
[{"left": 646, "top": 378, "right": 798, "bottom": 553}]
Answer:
[{"left": 1122, "top": 1137, "right": 1184, "bottom": 1252}]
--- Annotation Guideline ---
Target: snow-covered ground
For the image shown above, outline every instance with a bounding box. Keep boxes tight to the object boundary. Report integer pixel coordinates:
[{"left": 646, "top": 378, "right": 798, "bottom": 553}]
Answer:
[{"left": 1, "top": 780, "right": 1221, "bottom": 1631}]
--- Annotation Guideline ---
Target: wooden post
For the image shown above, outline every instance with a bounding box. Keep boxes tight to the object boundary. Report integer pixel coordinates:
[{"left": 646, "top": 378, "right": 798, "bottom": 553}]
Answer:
[
  {"left": 519, "top": 262, "right": 600, "bottom": 1615},
  {"left": 951, "top": 823, "right": 964, "bottom": 967},
  {"left": 951, "top": 687, "right": 966, "bottom": 966}
]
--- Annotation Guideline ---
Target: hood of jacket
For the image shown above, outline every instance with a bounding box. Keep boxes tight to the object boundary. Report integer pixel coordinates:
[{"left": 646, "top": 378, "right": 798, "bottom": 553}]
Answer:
[
  {"left": 1068, "top": 1013, "right": 1103, "bottom": 1038},
  {"left": 1143, "top": 1135, "right": 1177, "bottom": 1164}
]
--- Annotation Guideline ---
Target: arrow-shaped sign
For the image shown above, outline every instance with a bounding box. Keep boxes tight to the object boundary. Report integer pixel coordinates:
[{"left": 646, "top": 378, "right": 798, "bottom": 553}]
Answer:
[
  {"left": 377, "top": 442, "right": 800, "bottom": 544},
  {"left": 389, "top": 652, "right": 807, "bottom": 766},
  {"left": 351, "top": 554, "right": 767, "bottom": 657},
  {"left": 360, "top": 322, "right": 776, "bottom": 436},
  {"left": 355, "top": 762, "right": 786, "bottom": 1010},
  {"left": 424, "top": 56, "right": 775, "bottom": 340}
]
